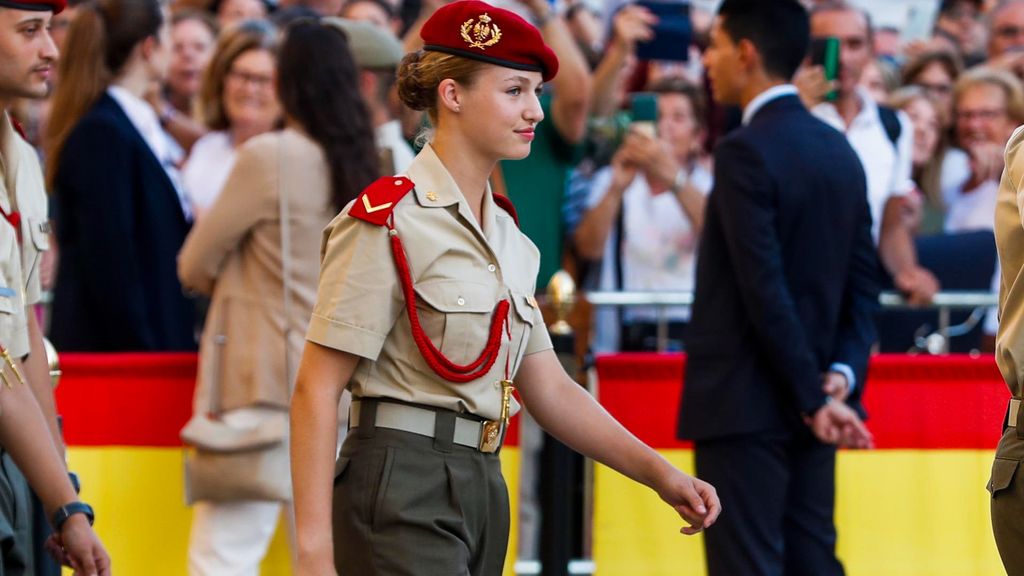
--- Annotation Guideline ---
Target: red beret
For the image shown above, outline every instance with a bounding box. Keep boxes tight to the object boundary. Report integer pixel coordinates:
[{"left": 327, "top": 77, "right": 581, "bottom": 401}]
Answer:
[
  {"left": 0, "top": 0, "right": 66, "bottom": 14},
  {"left": 421, "top": 0, "right": 558, "bottom": 82}
]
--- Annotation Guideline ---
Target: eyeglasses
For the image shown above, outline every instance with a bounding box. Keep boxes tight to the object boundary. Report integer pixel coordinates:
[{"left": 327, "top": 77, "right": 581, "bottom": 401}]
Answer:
[
  {"left": 914, "top": 81, "right": 953, "bottom": 98},
  {"left": 995, "top": 25, "right": 1024, "bottom": 40},
  {"left": 956, "top": 108, "right": 1008, "bottom": 122},
  {"left": 226, "top": 69, "right": 274, "bottom": 89}
]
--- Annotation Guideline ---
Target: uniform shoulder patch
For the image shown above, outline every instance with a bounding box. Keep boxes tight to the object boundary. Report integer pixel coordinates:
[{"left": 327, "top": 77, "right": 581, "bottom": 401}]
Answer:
[
  {"left": 349, "top": 176, "right": 415, "bottom": 226},
  {"left": 493, "top": 193, "right": 519, "bottom": 228}
]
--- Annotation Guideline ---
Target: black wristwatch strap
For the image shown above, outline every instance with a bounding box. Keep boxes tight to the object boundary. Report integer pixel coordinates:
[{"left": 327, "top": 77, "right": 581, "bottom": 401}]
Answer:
[{"left": 52, "top": 501, "right": 94, "bottom": 531}]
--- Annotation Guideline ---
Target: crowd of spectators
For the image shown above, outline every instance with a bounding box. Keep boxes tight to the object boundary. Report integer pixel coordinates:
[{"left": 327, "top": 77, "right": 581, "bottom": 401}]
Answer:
[{"left": 12, "top": 0, "right": 1023, "bottom": 357}]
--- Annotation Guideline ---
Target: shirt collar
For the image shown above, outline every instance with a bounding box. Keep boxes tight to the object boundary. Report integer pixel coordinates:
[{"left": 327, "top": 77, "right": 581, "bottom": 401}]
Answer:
[
  {"left": 405, "top": 143, "right": 498, "bottom": 236},
  {"left": 107, "top": 86, "right": 169, "bottom": 161},
  {"left": 811, "top": 86, "right": 879, "bottom": 129},
  {"left": 742, "top": 84, "right": 798, "bottom": 125}
]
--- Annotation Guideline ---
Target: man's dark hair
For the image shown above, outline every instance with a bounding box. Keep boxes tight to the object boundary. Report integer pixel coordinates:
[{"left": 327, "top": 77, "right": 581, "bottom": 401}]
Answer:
[{"left": 717, "top": 0, "right": 810, "bottom": 81}]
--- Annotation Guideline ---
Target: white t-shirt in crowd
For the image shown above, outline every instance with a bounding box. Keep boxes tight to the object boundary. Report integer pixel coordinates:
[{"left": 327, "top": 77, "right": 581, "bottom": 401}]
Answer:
[
  {"left": 182, "top": 131, "right": 237, "bottom": 216},
  {"left": 587, "top": 164, "right": 713, "bottom": 352},
  {"left": 812, "top": 87, "right": 914, "bottom": 242}
]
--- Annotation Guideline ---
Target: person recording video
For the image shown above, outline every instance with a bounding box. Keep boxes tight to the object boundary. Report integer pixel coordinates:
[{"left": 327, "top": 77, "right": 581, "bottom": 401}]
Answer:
[{"left": 573, "top": 78, "right": 711, "bottom": 352}]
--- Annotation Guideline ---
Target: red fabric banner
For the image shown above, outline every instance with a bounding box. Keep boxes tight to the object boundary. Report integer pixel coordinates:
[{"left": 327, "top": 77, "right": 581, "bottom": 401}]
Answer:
[
  {"left": 596, "top": 353, "right": 1008, "bottom": 450},
  {"left": 55, "top": 353, "right": 522, "bottom": 448}
]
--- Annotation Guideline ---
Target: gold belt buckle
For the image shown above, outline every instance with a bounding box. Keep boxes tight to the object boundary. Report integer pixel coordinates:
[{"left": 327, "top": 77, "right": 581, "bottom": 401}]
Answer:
[{"left": 479, "top": 420, "right": 502, "bottom": 453}]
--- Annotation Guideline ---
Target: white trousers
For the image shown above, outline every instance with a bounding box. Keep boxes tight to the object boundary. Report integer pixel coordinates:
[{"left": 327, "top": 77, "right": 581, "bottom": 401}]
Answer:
[{"left": 188, "top": 500, "right": 290, "bottom": 576}]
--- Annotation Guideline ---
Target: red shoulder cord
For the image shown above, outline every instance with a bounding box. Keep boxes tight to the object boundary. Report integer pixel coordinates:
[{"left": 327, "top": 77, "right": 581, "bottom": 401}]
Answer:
[{"left": 386, "top": 217, "right": 511, "bottom": 383}]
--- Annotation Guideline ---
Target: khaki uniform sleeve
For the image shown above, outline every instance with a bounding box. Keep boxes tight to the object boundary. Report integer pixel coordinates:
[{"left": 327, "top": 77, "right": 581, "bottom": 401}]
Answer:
[
  {"left": 524, "top": 305, "right": 553, "bottom": 355},
  {"left": 178, "top": 137, "right": 277, "bottom": 295},
  {"left": 306, "top": 211, "right": 404, "bottom": 360}
]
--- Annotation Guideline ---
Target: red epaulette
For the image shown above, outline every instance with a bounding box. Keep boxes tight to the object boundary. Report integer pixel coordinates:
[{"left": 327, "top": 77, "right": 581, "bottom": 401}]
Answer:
[
  {"left": 493, "top": 193, "right": 519, "bottom": 228},
  {"left": 349, "top": 176, "right": 415, "bottom": 226}
]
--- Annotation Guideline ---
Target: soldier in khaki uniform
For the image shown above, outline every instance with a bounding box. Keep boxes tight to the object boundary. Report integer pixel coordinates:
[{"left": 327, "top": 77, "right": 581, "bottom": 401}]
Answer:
[
  {"left": 289, "top": 3, "right": 721, "bottom": 575},
  {"left": 0, "top": 0, "right": 110, "bottom": 573},
  {"left": 992, "top": 125, "right": 1024, "bottom": 573}
]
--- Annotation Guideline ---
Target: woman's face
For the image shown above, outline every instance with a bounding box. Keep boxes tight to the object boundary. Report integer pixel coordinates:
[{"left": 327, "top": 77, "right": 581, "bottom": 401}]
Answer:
[
  {"left": 902, "top": 96, "right": 941, "bottom": 168},
  {"left": 454, "top": 64, "right": 545, "bottom": 161},
  {"left": 168, "top": 19, "right": 216, "bottom": 102},
  {"left": 223, "top": 48, "right": 280, "bottom": 132},
  {"left": 217, "top": 0, "right": 267, "bottom": 30},
  {"left": 657, "top": 92, "right": 701, "bottom": 161},
  {"left": 912, "top": 62, "right": 955, "bottom": 126},
  {"left": 859, "top": 61, "right": 888, "bottom": 103}
]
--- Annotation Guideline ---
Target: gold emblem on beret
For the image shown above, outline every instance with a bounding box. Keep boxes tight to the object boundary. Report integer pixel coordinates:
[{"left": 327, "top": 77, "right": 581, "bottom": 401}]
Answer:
[{"left": 461, "top": 13, "right": 502, "bottom": 50}]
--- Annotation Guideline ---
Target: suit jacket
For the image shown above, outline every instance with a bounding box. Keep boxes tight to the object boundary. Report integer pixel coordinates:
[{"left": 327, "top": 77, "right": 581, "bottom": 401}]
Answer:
[
  {"left": 678, "top": 94, "right": 879, "bottom": 441},
  {"left": 178, "top": 128, "right": 335, "bottom": 412},
  {"left": 50, "top": 93, "right": 195, "bottom": 351}
]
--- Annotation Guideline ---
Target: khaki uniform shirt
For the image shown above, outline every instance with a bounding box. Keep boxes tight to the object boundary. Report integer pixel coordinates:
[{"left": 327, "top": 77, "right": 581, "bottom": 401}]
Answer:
[
  {"left": 307, "top": 144, "right": 553, "bottom": 421},
  {"left": 0, "top": 113, "right": 48, "bottom": 359},
  {"left": 996, "top": 127, "right": 1024, "bottom": 399}
]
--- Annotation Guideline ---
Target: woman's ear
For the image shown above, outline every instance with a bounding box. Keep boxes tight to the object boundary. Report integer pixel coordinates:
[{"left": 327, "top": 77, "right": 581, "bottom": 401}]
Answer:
[
  {"left": 438, "top": 78, "right": 462, "bottom": 114},
  {"left": 139, "top": 35, "right": 157, "bottom": 62}
]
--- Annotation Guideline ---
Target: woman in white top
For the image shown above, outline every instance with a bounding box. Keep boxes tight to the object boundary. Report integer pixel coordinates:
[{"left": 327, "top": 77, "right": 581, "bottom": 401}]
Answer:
[
  {"left": 574, "top": 77, "right": 712, "bottom": 352},
  {"left": 183, "top": 20, "right": 281, "bottom": 218}
]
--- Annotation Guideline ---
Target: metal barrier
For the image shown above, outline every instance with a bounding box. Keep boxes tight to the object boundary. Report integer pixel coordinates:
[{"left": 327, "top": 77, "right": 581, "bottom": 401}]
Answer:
[{"left": 584, "top": 290, "right": 999, "bottom": 354}]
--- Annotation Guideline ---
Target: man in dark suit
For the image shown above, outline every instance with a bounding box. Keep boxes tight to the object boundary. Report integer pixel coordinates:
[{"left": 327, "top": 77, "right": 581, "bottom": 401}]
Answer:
[{"left": 677, "top": 1, "right": 879, "bottom": 574}]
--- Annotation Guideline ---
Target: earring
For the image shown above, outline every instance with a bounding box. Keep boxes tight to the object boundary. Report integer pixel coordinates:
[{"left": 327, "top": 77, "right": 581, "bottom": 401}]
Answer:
[{"left": 455, "top": 106, "right": 462, "bottom": 112}]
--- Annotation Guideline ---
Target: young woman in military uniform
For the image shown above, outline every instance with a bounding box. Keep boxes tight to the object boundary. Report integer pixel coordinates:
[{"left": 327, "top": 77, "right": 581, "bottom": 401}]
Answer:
[{"left": 289, "top": 3, "right": 721, "bottom": 574}]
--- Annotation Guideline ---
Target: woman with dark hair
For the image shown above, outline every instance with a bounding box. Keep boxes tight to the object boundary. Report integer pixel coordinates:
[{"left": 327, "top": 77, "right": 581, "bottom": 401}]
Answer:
[
  {"left": 289, "top": 2, "right": 720, "bottom": 574},
  {"left": 46, "top": 0, "right": 196, "bottom": 352},
  {"left": 177, "top": 20, "right": 378, "bottom": 575}
]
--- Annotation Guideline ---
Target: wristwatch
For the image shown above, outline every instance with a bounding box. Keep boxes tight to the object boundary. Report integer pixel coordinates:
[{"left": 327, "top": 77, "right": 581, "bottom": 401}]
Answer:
[{"left": 52, "top": 501, "right": 94, "bottom": 531}]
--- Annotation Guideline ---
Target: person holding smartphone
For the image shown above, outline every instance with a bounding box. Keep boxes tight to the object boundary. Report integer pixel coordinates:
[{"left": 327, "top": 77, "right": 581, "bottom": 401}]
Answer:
[
  {"left": 573, "top": 78, "right": 711, "bottom": 352},
  {"left": 804, "top": 1, "right": 938, "bottom": 308}
]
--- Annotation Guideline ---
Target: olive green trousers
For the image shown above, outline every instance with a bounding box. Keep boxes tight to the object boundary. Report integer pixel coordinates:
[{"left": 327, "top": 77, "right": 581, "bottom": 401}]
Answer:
[{"left": 333, "top": 402, "right": 509, "bottom": 575}]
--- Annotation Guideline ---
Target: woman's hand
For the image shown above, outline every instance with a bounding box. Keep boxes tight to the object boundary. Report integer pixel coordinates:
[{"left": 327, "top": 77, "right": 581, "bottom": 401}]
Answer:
[
  {"left": 609, "top": 148, "right": 639, "bottom": 194},
  {"left": 618, "top": 131, "right": 679, "bottom": 189},
  {"left": 653, "top": 466, "right": 721, "bottom": 535}
]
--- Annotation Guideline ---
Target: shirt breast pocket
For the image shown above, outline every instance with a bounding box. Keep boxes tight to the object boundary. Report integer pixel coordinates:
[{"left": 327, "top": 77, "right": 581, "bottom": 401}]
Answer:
[{"left": 414, "top": 280, "right": 499, "bottom": 365}]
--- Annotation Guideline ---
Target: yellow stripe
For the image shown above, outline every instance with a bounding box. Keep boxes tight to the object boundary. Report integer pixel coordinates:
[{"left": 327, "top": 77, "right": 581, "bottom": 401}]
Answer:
[
  {"left": 593, "top": 449, "right": 1004, "bottom": 576},
  {"left": 67, "top": 447, "right": 521, "bottom": 575},
  {"left": 70, "top": 446, "right": 1002, "bottom": 575}
]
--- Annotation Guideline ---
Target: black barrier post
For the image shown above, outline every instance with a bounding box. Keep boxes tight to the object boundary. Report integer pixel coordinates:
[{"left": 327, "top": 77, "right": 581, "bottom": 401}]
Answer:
[{"left": 539, "top": 272, "right": 585, "bottom": 576}]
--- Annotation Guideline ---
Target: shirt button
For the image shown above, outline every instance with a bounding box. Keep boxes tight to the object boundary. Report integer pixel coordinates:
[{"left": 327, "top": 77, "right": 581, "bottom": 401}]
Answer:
[
  {"left": 487, "top": 264, "right": 496, "bottom": 272},
  {"left": 457, "top": 297, "right": 466, "bottom": 306}
]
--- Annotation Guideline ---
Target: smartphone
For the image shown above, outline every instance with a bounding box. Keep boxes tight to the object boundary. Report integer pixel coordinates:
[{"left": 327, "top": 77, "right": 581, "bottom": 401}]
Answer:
[
  {"left": 809, "top": 36, "right": 840, "bottom": 102},
  {"left": 634, "top": 1, "right": 692, "bottom": 63},
  {"left": 630, "top": 92, "right": 658, "bottom": 138}
]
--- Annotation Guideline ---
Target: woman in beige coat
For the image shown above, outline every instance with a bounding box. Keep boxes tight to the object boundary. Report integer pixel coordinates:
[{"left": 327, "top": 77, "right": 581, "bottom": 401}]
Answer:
[{"left": 177, "top": 21, "right": 379, "bottom": 576}]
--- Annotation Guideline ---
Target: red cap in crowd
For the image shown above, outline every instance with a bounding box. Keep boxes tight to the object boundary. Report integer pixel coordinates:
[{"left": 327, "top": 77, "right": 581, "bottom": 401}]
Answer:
[
  {"left": 0, "top": 0, "right": 65, "bottom": 13},
  {"left": 420, "top": 0, "right": 559, "bottom": 82}
]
